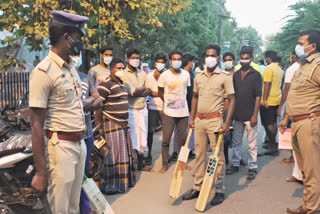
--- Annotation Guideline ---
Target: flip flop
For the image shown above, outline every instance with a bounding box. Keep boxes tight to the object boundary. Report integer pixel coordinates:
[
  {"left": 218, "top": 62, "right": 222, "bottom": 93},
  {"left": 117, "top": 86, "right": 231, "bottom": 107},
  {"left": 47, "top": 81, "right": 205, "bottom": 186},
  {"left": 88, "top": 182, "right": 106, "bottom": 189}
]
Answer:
[
  {"left": 280, "top": 157, "right": 294, "bottom": 165},
  {"left": 185, "top": 165, "right": 192, "bottom": 170},
  {"left": 286, "top": 176, "right": 300, "bottom": 182}
]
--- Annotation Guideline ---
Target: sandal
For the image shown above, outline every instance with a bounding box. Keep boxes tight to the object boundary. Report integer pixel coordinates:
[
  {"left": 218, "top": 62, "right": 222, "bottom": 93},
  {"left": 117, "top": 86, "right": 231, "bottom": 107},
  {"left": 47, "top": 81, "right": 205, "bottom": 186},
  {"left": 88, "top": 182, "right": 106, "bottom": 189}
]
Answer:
[
  {"left": 280, "top": 157, "right": 294, "bottom": 165},
  {"left": 247, "top": 169, "right": 257, "bottom": 180},
  {"left": 286, "top": 176, "right": 303, "bottom": 184},
  {"left": 185, "top": 165, "right": 192, "bottom": 170}
]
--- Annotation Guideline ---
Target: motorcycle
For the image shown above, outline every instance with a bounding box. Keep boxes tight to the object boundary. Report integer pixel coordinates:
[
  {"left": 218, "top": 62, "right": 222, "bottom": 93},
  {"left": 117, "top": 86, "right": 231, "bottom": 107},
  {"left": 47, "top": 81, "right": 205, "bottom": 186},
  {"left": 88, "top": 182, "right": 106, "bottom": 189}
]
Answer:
[
  {"left": 0, "top": 136, "right": 52, "bottom": 214},
  {"left": 0, "top": 98, "right": 51, "bottom": 214}
]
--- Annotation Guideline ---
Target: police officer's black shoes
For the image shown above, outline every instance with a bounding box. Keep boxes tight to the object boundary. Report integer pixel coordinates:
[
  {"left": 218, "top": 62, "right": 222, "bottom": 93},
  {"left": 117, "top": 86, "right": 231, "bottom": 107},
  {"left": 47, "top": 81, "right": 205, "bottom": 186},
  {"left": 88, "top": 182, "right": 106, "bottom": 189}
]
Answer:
[
  {"left": 182, "top": 189, "right": 199, "bottom": 200},
  {"left": 210, "top": 193, "right": 225, "bottom": 206}
]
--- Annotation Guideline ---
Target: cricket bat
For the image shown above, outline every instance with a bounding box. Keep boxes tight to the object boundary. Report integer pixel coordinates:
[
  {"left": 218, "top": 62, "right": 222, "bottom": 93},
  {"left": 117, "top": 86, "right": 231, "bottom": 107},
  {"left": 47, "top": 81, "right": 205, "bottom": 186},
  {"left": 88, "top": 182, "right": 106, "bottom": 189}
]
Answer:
[
  {"left": 169, "top": 129, "right": 193, "bottom": 199},
  {"left": 82, "top": 174, "right": 115, "bottom": 214},
  {"left": 195, "top": 133, "right": 224, "bottom": 212}
]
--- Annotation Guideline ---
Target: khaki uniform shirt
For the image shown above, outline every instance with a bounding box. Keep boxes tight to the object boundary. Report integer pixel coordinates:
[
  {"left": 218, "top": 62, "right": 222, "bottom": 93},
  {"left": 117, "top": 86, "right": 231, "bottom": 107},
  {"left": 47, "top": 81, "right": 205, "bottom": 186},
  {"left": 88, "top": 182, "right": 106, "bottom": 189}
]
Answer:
[
  {"left": 287, "top": 53, "right": 320, "bottom": 116},
  {"left": 122, "top": 67, "right": 148, "bottom": 110},
  {"left": 29, "top": 50, "right": 86, "bottom": 132},
  {"left": 194, "top": 67, "right": 234, "bottom": 130}
]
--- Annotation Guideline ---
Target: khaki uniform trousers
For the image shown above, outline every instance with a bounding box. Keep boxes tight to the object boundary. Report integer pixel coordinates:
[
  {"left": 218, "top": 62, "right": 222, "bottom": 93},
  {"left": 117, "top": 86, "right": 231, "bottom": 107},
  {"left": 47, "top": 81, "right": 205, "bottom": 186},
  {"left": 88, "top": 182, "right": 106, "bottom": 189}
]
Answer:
[
  {"left": 292, "top": 116, "right": 320, "bottom": 214},
  {"left": 193, "top": 118, "right": 225, "bottom": 193},
  {"left": 45, "top": 135, "right": 87, "bottom": 214}
]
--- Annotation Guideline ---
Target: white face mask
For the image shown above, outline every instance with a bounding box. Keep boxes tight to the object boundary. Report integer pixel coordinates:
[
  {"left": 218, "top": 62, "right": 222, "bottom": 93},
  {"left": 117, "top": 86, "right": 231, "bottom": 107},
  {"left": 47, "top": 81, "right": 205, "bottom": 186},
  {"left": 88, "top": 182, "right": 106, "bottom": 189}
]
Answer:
[
  {"left": 155, "top": 62, "right": 165, "bottom": 71},
  {"left": 205, "top": 57, "right": 218, "bottom": 68},
  {"left": 240, "top": 59, "right": 251, "bottom": 63},
  {"left": 171, "top": 60, "right": 182, "bottom": 69},
  {"left": 103, "top": 56, "right": 112, "bottom": 65},
  {"left": 71, "top": 55, "right": 82, "bottom": 69},
  {"left": 115, "top": 69, "right": 125, "bottom": 79},
  {"left": 128, "top": 59, "right": 140, "bottom": 68}
]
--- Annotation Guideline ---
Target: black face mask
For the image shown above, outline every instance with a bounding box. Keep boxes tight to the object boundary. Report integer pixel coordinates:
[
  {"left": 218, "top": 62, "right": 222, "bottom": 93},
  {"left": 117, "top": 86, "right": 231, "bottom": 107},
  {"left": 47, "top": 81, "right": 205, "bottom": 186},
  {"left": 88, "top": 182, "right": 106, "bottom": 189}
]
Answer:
[
  {"left": 67, "top": 35, "right": 84, "bottom": 56},
  {"left": 241, "top": 62, "right": 251, "bottom": 71}
]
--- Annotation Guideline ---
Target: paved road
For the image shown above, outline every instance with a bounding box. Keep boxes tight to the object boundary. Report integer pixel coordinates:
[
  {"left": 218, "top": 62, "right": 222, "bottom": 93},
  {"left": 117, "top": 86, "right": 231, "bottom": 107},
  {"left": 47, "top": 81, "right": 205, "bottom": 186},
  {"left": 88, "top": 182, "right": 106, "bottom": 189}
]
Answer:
[
  {"left": 108, "top": 127, "right": 303, "bottom": 214},
  {"left": 1, "top": 125, "right": 303, "bottom": 214}
]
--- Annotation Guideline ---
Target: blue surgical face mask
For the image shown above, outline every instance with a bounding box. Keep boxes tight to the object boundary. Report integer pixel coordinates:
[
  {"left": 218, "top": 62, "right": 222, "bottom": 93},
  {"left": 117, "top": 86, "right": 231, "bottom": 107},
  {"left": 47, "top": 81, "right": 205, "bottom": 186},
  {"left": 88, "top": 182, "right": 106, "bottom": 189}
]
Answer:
[
  {"left": 71, "top": 55, "right": 82, "bottom": 69},
  {"left": 295, "top": 44, "right": 312, "bottom": 59},
  {"left": 224, "top": 61, "right": 234, "bottom": 70}
]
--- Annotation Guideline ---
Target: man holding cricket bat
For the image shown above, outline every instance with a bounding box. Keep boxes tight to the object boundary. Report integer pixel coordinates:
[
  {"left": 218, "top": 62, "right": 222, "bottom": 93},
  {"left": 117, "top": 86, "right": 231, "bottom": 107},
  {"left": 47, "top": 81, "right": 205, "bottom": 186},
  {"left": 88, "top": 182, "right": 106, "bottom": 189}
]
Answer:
[{"left": 182, "top": 44, "right": 235, "bottom": 206}]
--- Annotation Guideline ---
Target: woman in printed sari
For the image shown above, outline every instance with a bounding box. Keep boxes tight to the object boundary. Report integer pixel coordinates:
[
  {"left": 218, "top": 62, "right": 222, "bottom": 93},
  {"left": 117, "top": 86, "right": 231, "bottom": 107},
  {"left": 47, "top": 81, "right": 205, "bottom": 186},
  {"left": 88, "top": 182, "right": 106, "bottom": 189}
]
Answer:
[{"left": 96, "top": 58, "right": 136, "bottom": 194}]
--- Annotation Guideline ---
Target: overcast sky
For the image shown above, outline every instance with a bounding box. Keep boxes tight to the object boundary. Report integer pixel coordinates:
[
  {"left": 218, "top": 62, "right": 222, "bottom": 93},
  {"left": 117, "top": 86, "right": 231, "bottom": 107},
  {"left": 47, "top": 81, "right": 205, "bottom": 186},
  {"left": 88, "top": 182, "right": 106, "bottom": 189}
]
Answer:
[{"left": 225, "top": 0, "right": 301, "bottom": 41}]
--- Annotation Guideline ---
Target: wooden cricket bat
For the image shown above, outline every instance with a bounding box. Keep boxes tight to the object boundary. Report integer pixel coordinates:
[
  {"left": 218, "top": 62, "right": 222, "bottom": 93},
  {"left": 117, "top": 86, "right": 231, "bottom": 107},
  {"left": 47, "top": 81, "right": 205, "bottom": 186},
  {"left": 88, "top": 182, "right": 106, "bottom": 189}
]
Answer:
[
  {"left": 82, "top": 174, "right": 115, "bottom": 214},
  {"left": 195, "top": 133, "right": 224, "bottom": 212},
  {"left": 169, "top": 129, "right": 193, "bottom": 199}
]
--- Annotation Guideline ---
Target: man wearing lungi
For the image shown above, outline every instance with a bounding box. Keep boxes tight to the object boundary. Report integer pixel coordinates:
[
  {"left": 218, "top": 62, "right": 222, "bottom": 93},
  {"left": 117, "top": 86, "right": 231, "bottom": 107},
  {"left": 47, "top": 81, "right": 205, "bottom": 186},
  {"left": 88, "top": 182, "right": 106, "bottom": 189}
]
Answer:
[{"left": 97, "top": 58, "right": 136, "bottom": 194}]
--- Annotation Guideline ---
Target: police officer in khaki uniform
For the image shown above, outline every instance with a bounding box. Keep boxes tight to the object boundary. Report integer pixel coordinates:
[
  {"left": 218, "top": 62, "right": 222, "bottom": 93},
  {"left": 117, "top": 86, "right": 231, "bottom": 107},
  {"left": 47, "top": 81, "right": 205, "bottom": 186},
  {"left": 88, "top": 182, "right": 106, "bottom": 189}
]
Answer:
[
  {"left": 29, "top": 11, "right": 88, "bottom": 214},
  {"left": 183, "top": 44, "right": 235, "bottom": 206},
  {"left": 280, "top": 30, "right": 320, "bottom": 214}
]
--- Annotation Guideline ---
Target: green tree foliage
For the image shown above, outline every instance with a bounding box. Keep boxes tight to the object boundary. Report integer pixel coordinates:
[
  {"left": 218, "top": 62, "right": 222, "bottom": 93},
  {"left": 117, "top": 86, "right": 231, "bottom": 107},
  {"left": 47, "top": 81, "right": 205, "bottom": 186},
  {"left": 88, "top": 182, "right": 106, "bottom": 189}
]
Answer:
[
  {"left": 112, "top": 0, "right": 263, "bottom": 65},
  {"left": 267, "top": 0, "right": 320, "bottom": 66},
  {"left": 0, "top": 0, "right": 189, "bottom": 53},
  {"left": 0, "top": 0, "right": 263, "bottom": 69}
]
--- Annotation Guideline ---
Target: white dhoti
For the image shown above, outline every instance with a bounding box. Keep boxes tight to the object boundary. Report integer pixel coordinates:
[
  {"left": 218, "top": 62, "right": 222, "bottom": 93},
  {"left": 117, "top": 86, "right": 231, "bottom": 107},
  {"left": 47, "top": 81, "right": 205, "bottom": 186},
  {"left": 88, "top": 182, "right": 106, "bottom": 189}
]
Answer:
[
  {"left": 128, "top": 107, "right": 148, "bottom": 153},
  {"left": 292, "top": 150, "right": 302, "bottom": 181}
]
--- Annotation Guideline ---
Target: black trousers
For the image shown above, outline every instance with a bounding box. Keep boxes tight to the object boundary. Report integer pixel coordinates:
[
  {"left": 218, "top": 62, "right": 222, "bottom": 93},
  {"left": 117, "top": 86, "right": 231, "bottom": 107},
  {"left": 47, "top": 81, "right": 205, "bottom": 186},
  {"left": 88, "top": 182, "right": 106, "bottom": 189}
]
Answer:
[{"left": 147, "top": 109, "right": 163, "bottom": 155}]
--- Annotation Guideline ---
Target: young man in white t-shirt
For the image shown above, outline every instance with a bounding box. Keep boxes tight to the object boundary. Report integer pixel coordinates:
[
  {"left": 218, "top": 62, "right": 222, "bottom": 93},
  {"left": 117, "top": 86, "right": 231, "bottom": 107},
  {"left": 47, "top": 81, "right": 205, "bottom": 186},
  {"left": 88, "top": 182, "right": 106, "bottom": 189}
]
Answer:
[
  {"left": 158, "top": 51, "right": 191, "bottom": 173},
  {"left": 145, "top": 53, "right": 167, "bottom": 165}
]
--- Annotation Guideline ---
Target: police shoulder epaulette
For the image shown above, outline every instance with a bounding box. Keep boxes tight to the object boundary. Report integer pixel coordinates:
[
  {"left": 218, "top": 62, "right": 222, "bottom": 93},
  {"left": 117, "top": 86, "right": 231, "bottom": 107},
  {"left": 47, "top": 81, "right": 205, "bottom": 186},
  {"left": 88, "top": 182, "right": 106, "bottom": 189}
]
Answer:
[
  {"left": 308, "top": 58, "right": 320, "bottom": 79},
  {"left": 37, "top": 58, "right": 51, "bottom": 73},
  {"left": 195, "top": 71, "right": 204, "bottom": 76}
]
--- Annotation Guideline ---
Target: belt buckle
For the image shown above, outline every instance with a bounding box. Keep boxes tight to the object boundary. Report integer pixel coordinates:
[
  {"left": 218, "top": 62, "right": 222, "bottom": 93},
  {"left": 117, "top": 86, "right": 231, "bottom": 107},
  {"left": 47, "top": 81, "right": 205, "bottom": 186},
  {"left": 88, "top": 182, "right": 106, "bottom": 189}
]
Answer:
[
  {"left": 201, "top": 113, "right": 207, "bottom": 118},
  {"left": 289, "top": 116, "right": 295, "bottom": 122},
  {"left": 309, "top": 113, "right": 315, "bottom": 120}
]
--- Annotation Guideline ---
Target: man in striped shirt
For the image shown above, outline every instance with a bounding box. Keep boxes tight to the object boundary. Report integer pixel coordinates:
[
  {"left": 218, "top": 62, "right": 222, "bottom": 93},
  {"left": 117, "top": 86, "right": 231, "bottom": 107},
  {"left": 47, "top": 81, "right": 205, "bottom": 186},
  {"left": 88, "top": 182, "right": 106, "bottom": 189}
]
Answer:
[{"left": 96, "top": 59, "right": 136, "bottom": 194}]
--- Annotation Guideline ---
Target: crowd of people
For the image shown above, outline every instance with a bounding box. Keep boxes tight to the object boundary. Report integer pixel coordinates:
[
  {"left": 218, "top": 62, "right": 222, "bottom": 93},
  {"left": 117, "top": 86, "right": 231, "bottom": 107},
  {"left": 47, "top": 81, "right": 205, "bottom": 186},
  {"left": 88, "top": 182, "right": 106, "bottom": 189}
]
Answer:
[{"left": 28, "top": 10, "right": 320, "bottom": 214}]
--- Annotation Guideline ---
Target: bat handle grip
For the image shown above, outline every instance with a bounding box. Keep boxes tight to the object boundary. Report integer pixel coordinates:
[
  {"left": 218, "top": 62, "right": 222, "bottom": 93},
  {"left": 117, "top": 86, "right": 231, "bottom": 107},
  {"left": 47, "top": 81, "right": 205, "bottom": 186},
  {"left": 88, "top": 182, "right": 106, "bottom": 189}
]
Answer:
[
  {"left": 213, "top": 133, "right": 224, "bottom": 156},
  {"left": 184, "top": 128, "right": 193, "bottom": 148}
]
